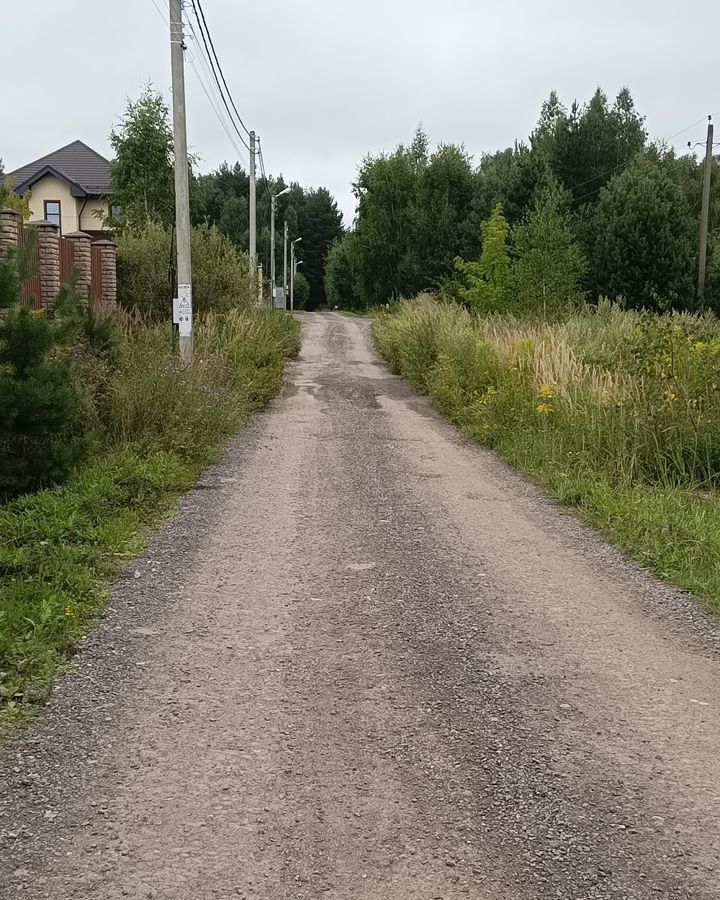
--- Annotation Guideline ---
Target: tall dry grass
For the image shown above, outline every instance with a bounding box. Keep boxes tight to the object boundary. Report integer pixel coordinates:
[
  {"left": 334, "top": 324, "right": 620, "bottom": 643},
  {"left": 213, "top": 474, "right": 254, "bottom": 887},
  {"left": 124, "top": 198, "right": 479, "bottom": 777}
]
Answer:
[{"left": 374, "top": 295, "right": 720, "bottom": 613}]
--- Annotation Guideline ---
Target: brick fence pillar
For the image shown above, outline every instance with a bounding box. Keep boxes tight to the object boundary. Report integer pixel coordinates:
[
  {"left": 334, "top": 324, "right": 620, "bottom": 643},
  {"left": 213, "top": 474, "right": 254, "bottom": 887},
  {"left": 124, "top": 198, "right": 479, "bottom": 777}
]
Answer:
[
  {"left": 0, "top": 208, "right": 21, "bottom": 258},
  {"left": 30, "top": 220, "right": 61, "bottom": 308},
  {"left": 64, "top": 231, "right": 92, "bottom": 298},
  {"left": 93, "top": 239, "right": 117, "bottom": 307}
]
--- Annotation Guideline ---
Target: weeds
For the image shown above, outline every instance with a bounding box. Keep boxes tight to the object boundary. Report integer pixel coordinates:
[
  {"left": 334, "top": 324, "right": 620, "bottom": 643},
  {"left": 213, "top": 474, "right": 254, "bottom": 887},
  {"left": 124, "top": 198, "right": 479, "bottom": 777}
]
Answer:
[
  {"left": 0, "top": 309, "right": 299, "bottom": 728},
  {"left": 374, "top": 296, "right": 720, "bottom": 614}
]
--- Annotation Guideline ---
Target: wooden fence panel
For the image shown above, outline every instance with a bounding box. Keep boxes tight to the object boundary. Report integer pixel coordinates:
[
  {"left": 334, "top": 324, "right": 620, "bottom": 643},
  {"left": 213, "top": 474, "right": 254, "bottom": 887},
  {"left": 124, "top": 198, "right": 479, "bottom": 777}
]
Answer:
[
  {"left": 60, "top": 238, "right": 76, "bottom": 286},
  {"left": 18, "top": 224, "right": 43, "bottom": 309},
  {"left": 91, "top": 245, "right": 104, "bottom": 309}
]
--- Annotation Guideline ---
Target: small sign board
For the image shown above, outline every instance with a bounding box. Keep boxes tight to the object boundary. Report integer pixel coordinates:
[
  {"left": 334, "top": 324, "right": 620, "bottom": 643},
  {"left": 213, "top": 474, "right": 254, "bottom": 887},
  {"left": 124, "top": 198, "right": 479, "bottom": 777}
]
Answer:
[
  {"left": 177, "top": 283, "right": 192, "bottom": 336},
  {"left": 273, "top": 286, "right": 286, "bottom": 310}
]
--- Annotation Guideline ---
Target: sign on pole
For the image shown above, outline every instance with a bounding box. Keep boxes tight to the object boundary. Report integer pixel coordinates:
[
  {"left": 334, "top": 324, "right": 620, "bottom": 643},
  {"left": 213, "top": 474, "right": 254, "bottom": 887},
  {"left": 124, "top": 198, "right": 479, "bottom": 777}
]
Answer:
[{"left": 177, "top": 283, "right": 192, "bottom": 337}]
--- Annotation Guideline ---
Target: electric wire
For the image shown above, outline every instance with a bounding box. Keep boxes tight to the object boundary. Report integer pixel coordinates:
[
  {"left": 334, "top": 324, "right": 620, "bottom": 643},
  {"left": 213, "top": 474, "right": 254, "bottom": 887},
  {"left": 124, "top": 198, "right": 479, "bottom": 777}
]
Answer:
[
  {"left": 151, "top": 0, "right": 253, "bottom": 164},
  {"left": 184, "top": 17, "right": 250, "bottom": 162},
  {"left": 187, "top": 0, "right": 251, "bottom": 152},
  {"left": 150, "top": 0, "right": 169, "bottom": 25},
  {"left": 187, "top": 53, "right": 249, "bottom": 165},
  {"left": 191, "top": 0, "right": 252, "bottom": 138},
  {"left": 570, "top": 114, "right": 720, "bottom": 207},
  {"left": 256, "top": 138, "right": 273, "bottom": 203}
]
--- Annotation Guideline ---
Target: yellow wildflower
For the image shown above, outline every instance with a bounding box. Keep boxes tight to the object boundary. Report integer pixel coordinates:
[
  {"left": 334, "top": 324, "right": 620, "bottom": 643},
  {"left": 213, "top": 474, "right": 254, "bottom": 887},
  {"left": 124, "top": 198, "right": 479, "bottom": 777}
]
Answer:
[
  {"left": 538, "top": 383, "right": 556, "bottom": 399},
  {"left": 64, "top": 604, "right": 75, "bottom": 618},
  {"left": 535, "top": 403, "right": 553, "bottom": 415}
]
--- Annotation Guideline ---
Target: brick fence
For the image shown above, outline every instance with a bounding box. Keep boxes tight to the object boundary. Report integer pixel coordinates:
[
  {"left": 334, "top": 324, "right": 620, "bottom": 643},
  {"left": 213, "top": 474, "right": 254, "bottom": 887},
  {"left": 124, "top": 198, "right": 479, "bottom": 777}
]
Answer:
[{"left": 0, "top": 207, "right": 117, "bottom": 309}]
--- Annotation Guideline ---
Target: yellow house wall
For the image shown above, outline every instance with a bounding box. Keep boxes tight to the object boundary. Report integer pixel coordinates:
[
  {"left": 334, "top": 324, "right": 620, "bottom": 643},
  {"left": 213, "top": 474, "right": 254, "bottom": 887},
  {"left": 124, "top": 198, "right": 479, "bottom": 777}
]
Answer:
[
  {"left": 79, "top": 199, "right": 109, "bottom": 231},
  {"left": 26, "top": 174, "right": 108, "bottom": 234},
  {"left": 26, "top": 174, "right": 76, "bottom": 234}
]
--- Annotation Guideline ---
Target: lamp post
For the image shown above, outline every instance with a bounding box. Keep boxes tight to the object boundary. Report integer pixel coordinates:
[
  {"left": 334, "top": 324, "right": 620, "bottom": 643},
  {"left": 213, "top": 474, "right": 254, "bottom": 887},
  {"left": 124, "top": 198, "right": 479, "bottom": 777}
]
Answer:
[
  {"left": 282, "top": 221, "right": 288, "bottom": 310},
  {"left": 270, "top": 187, "right": 290, "bottom": 307},
  {"left": 290, "top": 238, "right": 302, "bottom": 313}
]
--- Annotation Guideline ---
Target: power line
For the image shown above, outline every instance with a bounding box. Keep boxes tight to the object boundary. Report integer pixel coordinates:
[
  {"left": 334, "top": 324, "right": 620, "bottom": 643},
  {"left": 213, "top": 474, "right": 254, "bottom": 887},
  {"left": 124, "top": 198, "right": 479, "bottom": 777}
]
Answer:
[
  {"left": 256, "top": 138, "right": 273, "bottom": 202},
  {"left": 571, "top": 156, "right": 691, "bottom": 208},
  {"left": 150, "top": 0, "right": 169, "bottom": 25},
  {"left": 150, "top": 0, "right": 250, "bottom": 165},
  {"left": 187, "top": 52, "right": 249, "bottom": 165},
  {"left": 187, "top": 0, "right": 251, "bottom": 153},
  {"left": 191, "top": 0, "right": 252, "bottom": 138},
  {"left": 570, "top": 114, "right": 720, "bottom": 207},
  {"left": 184, "top": 17, "right": 250, "bottom": 161},
  {"left": 665, "top": 115, "right": 714, "bottom": 144}
]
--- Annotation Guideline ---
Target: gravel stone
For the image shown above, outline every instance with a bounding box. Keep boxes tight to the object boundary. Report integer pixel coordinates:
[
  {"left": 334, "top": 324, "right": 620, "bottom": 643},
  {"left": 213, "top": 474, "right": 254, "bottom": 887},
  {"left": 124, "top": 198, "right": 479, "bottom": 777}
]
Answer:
[{"left": 0, "top": 312, "right": 719, "bottom": 899}]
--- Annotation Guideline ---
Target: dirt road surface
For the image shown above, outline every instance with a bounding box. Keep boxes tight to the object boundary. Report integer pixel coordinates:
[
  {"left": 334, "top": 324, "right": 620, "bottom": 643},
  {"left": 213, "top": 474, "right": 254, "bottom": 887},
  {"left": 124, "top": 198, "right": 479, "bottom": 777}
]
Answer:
[{"left": 1, "top": 312, "right": 719, "bottom": 899}]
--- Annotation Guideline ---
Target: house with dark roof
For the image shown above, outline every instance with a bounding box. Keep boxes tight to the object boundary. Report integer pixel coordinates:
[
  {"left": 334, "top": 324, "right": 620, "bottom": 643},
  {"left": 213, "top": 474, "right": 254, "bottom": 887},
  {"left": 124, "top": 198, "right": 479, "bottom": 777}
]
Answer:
[{"left": 7, "top": 140, "right": 114, "bottom": 238}]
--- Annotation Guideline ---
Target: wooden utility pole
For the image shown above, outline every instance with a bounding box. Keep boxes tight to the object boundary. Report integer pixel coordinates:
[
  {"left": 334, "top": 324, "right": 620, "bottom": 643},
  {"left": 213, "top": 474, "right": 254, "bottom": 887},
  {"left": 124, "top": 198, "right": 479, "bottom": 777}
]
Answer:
[
  {"left": 698, "top": 116, "right": 714, "bottom": 304},
  {"left": 170, "top": 0, "right": 192, "bottom": 362},
  {"left": 249, "top": 131, "right": 257, "bottom": 295}
]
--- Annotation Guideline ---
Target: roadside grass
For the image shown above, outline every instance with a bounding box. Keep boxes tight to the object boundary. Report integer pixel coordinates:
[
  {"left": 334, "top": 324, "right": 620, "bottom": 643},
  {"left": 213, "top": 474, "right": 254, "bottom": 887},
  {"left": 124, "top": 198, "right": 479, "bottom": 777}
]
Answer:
[
  {"left": 374, "top": 295, "right": 720, "bottom": 615},
  {"left": 0, "top": 309, "right": 300, "bottom": 731}
]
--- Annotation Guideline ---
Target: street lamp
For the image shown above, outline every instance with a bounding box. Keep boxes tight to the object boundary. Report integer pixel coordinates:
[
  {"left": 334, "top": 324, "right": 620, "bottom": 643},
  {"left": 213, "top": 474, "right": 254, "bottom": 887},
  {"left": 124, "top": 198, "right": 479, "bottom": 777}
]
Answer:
[
  {"left": 282, "top": 220, "right": 289, "bottom": 309},
  {"left": 290, "top": 238, "right": 302, "bottom": 313},
  {"left": 270, "top": 187, "right": 291, "bottom": 307}
]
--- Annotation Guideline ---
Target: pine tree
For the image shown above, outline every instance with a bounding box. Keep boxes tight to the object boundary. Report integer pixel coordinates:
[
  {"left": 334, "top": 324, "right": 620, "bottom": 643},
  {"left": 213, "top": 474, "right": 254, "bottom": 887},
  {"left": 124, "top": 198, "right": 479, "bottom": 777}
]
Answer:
[
  {"left": 591, "top": 154, "right": 696, "bottom": 309},
  {"left": 0, "top": 249, "right": 89, "bottom": 497},
  {"left": 512, "top": 182, "right": 587, "bottom": 316}
]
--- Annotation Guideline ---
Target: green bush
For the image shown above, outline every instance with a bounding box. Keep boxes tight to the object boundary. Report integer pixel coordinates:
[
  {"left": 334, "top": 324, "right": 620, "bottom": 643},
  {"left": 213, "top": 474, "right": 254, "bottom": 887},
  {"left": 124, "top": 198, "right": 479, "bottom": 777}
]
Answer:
[
  {"left": 292, "top": 271, "right": 310, "bottom": 310},
  {"left": 116, "top": 222, "right": 251, "bottom": 318},
  {"left": 591, "top": 155, "right": 696, "bottom": 310},
  {"left": 325, "top": 234, "right": 362, "bottom": 309},
  {"left": 454, "top": 204, "right": 512, "bottom": 313},
  {"left": 0, "top": 253, "right": 95, "bottom": 498},
  {"left": 191, "top": 224, "right": 252, "bottom": 313}
]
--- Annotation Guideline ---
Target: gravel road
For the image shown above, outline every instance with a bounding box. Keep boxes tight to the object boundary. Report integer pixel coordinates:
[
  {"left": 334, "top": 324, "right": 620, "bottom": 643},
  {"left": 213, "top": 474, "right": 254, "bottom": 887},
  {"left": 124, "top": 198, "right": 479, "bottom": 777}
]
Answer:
[{"left": 1, "top": 312, "right": 719, "bottom": 899}]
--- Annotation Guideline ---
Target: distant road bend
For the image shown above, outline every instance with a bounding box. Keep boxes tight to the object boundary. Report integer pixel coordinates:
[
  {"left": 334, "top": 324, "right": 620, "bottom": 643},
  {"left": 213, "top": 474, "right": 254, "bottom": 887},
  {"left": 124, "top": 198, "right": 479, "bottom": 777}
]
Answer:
[{"left": 1, "top": 312, "right": 719, "bottom": 899}]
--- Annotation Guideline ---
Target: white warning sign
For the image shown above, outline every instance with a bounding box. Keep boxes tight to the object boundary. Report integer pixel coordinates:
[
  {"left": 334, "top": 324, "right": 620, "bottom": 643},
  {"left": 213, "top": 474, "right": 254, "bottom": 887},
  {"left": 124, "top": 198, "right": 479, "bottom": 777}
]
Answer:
[{"left": 177, "top": 283, "right": 192, "bottom": 336}]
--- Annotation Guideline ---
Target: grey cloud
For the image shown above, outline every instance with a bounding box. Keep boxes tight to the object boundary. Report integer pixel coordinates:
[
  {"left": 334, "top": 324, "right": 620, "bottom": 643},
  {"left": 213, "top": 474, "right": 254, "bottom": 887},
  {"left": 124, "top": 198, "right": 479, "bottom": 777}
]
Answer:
[{"left": 2, "top": 0, "right": 717, "bottom": 227}]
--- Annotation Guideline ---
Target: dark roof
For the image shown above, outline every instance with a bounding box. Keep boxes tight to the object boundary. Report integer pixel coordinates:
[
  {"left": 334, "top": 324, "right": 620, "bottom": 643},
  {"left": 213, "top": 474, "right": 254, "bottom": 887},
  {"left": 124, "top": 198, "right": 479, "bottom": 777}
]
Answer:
[{"left": 7, "top": 140, "right": 111, "bottom": 197}]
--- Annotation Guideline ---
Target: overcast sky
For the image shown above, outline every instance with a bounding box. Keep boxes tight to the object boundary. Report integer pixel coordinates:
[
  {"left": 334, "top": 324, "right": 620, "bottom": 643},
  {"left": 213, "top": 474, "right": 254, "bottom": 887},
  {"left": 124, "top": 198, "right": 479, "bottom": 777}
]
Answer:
[{"left": 2, "top": 0, "right": 718, "bottom": 225}]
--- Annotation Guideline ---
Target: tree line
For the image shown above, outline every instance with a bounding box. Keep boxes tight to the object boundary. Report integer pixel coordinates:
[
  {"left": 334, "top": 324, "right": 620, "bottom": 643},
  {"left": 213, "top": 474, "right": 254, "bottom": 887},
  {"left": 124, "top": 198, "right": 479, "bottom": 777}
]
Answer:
[
  {"left": 325, "top": 88, "right": 720, "bottom": 313},
  {"left": 110, "top": 87, "right": 344, "bottom": 309}
]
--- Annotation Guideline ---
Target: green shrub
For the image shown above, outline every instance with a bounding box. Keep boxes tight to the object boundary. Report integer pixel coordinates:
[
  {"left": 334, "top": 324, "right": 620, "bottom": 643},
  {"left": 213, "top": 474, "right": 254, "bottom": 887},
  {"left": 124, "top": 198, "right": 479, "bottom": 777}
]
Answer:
[
  {"left": 191, "top": 224, "right": 252, "bottom": 313},
  {"left": 291, "top": 271, "right": 310, "bottom": 310},
  {"left": 455, "top": 204, "right": 512, "bottom": 313},
  {"left": 0, "top": 254, "right": 93, "bottom": 498},
  {"left": 325, "top": 234, "right": 362, "bottom": 309},
  {"left": 116, "top": 223, "right": 172, "bottom": 317},
  {"left": 116, "top": 222, "right": 251, "bottom": 318},
  {"left": 591, "top": 155, "right": 696, "bottom": 310}
]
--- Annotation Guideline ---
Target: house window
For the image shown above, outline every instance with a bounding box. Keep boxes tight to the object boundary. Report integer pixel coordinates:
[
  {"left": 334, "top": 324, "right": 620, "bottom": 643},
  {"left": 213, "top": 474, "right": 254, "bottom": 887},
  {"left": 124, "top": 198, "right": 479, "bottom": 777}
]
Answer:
[
  {"left": 44, "top": 200, "right": 61, "bottom": 231},
  {"left": 110, "top": 204, "right": 121, "bottom": 223}
]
